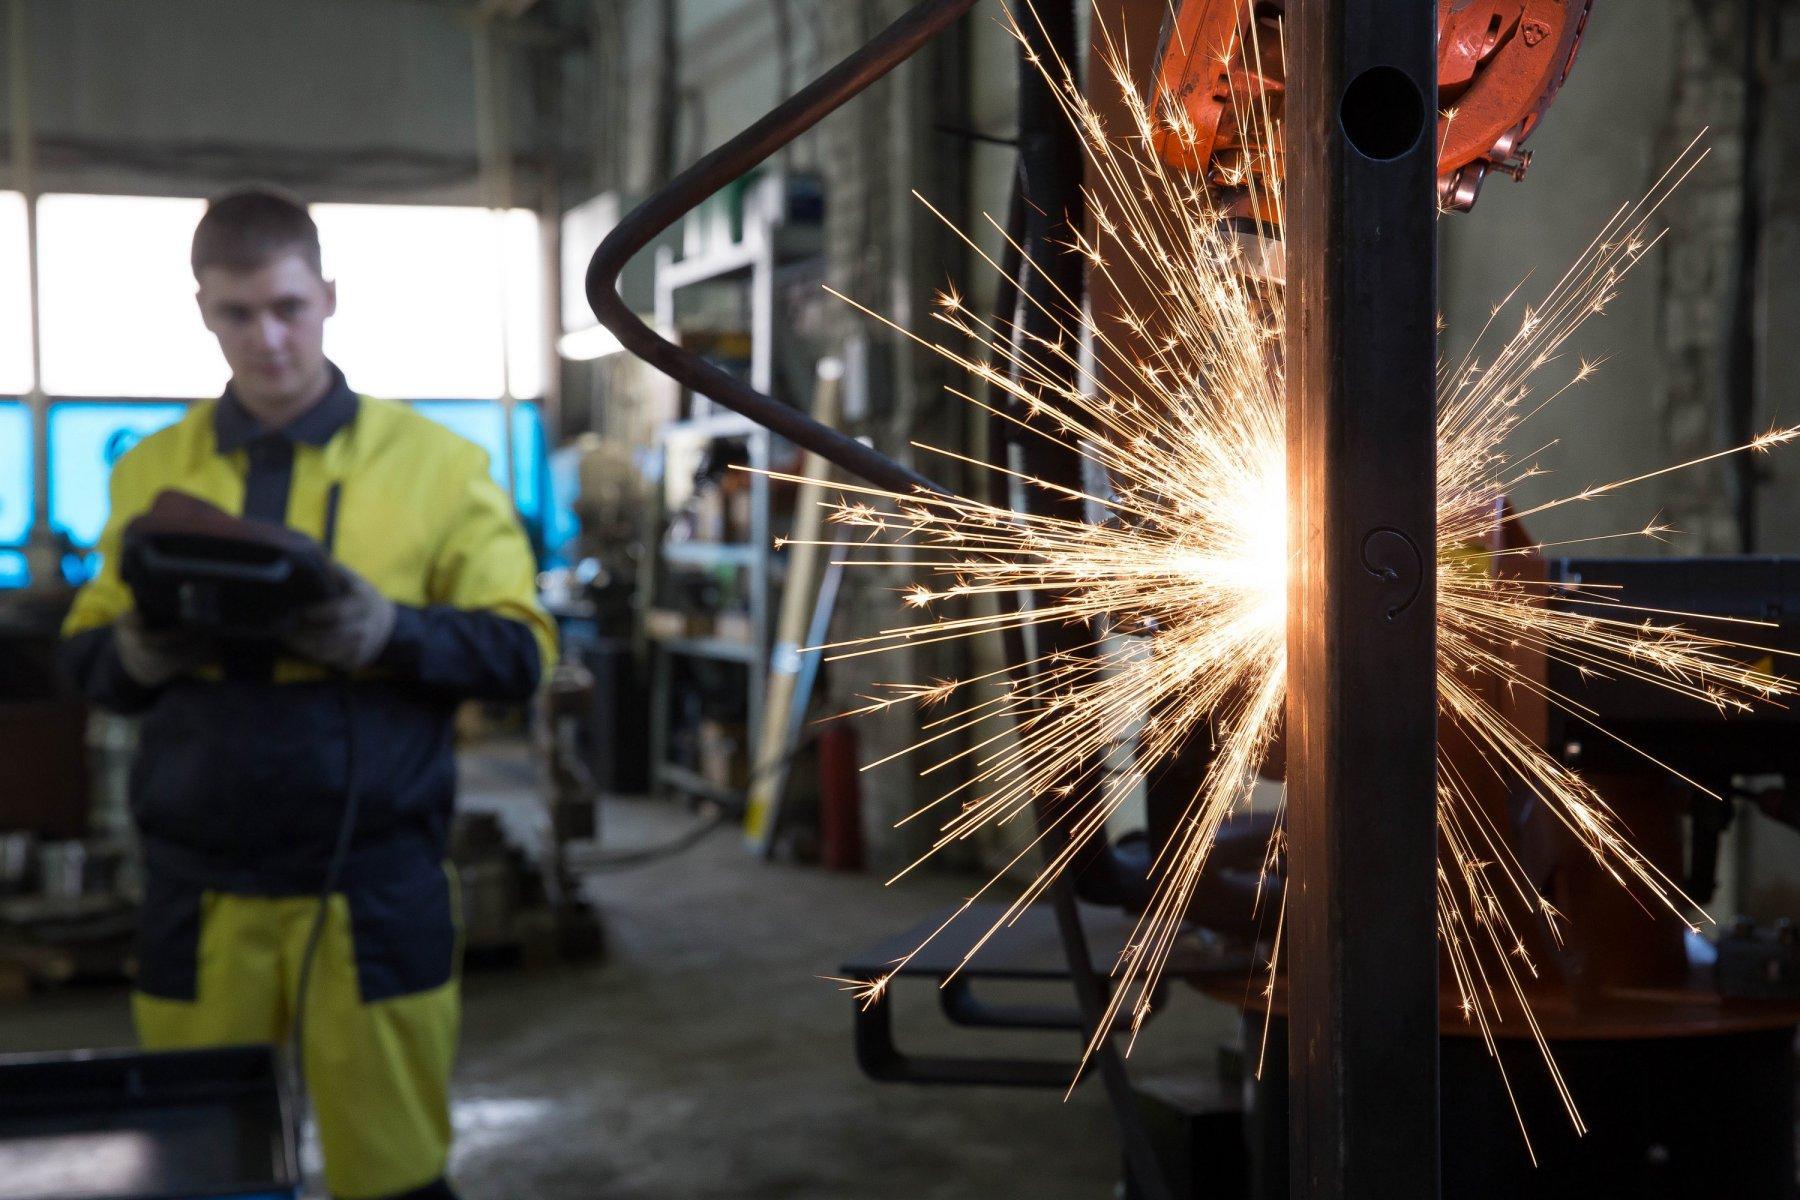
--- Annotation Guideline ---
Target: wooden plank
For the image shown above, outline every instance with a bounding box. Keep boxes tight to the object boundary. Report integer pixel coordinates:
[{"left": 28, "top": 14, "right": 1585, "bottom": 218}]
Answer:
[
  {"left": 1284, "top": 2, "right": 1441, "bottom": 1196},
  {"left": 744, "top": 359, "right": 844, "bottom": 851}
]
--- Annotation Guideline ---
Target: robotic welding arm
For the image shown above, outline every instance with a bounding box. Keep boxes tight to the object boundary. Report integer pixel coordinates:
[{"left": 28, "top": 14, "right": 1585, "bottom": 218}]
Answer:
[{"left": 1151, "top": 0, "right": 1594, "bottom": 216}]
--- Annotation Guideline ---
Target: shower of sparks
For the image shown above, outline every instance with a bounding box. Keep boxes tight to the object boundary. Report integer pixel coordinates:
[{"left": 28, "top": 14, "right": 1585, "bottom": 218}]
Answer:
[{"left": 779, "top": 2, "right": 1799, "bottom": 1143}]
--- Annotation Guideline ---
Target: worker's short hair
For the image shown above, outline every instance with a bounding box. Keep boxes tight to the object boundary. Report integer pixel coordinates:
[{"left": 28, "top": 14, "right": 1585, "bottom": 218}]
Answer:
[{"left": 190, "top": 186, "right": 323, "bottom": 279}]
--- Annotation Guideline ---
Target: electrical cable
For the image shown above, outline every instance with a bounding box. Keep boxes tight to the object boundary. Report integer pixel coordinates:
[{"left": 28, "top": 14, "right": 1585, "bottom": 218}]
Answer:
[
  {"left": 577, "top": 730, "right": 825, "bottom": 871},
  {"left": 284, "top": 677, "right": 362, "bottom": 1174},
  {"left": 285, "top": 487, "right": 363, "bottom": 1176},
  {"left": 577, "top": 808, "right": 727, "bottom": 871},
  {"left": 1000, "top": 8, "right": 1173, "bottom": 1193}
]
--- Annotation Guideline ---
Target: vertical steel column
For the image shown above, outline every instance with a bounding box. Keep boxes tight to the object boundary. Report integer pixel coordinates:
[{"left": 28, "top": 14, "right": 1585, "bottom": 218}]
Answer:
[
  {"left": 1012, "top": 9, "right": 1171, "bottom": 1200},
  {"left": 1284, "top": 2, "right": 1440, "bottom": 1197},
  {"left": 7, "top": 0, "right": 46, "bottom": 547},
  {"left": 472, "top": 16, "right": 519, "bottom": 500},
  {"left": 1725, "top": 0, "right": 1768, "bottom": 553}
]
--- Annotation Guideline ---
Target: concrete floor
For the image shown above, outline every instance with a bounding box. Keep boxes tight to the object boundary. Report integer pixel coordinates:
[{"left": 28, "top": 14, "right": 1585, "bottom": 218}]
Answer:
[{"left": 0, "top": 768, "right": 1245, "bottom": 1200}]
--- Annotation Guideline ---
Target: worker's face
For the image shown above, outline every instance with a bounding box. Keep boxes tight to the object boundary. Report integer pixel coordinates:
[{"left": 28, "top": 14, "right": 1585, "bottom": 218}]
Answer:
[{"left": 196, "top": 252, "right": 337, "bottom": 424}]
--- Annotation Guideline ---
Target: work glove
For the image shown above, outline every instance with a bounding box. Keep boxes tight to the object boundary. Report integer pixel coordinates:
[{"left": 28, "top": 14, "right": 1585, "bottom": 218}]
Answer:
[
  {"left": 114, "top": 610, "right": 214, "bottom": 688},
  {"left": 281, "top": 562, "right": 398, "bottom": 673}
]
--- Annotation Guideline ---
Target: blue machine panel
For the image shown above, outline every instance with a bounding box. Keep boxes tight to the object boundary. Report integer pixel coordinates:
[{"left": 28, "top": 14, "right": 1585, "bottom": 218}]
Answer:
[
  {"left": 49, "top": 402, "right": 188, "bottom": 545},
  {"left": 14, "top": 400, "right": 549, "bottom": 585},
  {"left": 544, "top": 442, "right": 583, "bottom": 564},
  {"left": 412, "top": 399, "right": 546, "bottom": 526},
  {"left": 511, "top": 401, "right": 545, "bottom": 526}
]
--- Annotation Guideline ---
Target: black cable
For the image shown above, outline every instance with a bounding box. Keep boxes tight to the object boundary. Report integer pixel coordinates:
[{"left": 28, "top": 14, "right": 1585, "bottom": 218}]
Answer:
[
  {"left": 1724, "top": 0, "right": 1768, "bottom": 553},
  {"left": 579, "top": 728, "right": 826, "bottom": 870},
  {"left": 584, "top": 0, "right": 977, "bottom": 500},
  {"left": 287, "top": 500, "right": 362, "bottom": 1175},
  {"left": 286, "top": 677, "right": 362, "bottom": 1167},
  {"left": 577, "top": 808, "right": 728, "bottom": 871}
]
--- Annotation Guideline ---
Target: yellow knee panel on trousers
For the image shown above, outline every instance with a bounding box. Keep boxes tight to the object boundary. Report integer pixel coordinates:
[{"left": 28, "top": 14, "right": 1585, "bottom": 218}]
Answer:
[{"left": 134, "top": 890, "right": 458, "bottom": 1200}]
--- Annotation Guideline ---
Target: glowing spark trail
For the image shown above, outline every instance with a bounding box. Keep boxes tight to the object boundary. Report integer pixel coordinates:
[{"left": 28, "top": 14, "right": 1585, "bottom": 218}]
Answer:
[{"left": 786, "top": 1, "right": 1798, "bottom": 1141}]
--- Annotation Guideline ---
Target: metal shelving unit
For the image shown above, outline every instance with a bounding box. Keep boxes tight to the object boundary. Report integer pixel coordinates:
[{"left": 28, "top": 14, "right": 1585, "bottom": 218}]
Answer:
[{"left": 643, "top": 172, "right": 821, "bottom": 809}]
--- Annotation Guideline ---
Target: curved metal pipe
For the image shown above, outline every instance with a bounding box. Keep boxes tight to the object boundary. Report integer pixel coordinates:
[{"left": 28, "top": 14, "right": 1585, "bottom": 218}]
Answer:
[{"left": 584, "top": 0, "right": 980, "bottom": 499}]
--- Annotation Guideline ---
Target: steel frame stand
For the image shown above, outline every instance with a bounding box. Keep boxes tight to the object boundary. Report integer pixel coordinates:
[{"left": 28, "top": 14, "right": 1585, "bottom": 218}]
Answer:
[
  {"left": 1009, "top": 6, "right": 1175, "bottom": 1199},
  {"left": 1284, "top": 3, "right": 1442, "bottom": 1198}
]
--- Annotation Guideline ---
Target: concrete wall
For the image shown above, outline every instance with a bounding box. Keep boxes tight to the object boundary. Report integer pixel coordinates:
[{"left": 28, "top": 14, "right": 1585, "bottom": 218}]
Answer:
[
  {"left": 1442, "top": 0, "right": 1800, "bottom": 920},
  {"left": 593, "top": 0, "right": 827, "bottom": 198},
  {"left": 1439, "top": 2, "right": 1682, "bottom": 551},
  {"left": 1443, "top": 0, "right": 1800, "bottom": 560}
]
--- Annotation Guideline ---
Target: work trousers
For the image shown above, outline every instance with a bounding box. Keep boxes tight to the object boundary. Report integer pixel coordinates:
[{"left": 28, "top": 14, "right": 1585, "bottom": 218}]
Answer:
[{"left": 133, "top": 885, "right": 460, "bottom": 1200}]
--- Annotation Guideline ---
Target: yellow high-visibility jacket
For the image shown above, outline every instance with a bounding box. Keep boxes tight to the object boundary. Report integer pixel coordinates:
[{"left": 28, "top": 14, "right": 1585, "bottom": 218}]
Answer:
[{"left": 61, "top": 367, "right": 555, "bottom": 1001}]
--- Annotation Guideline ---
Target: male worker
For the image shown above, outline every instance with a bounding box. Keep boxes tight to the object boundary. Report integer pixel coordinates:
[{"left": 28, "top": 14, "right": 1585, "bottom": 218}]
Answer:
[{"left": 60, "top": 188, "right": 556, "bottom": 1200}]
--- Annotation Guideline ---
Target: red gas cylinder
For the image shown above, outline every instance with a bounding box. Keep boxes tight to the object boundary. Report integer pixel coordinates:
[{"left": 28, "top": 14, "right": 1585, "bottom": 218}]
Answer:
[{"left": 817, "top": 725, "right": 865, "bottom": 873}]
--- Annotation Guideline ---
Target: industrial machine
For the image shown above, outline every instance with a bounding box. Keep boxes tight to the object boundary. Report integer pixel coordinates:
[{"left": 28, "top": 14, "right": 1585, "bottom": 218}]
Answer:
[
  {"left": 588, "top": 0, "right": 1800, "bottom": 1196},
  {"left": 1152, "top": 0, "right": 1595, "bottom": 215},
  {"left": 1239, "top": 546, "right": 1800, "bottom": 1198}
]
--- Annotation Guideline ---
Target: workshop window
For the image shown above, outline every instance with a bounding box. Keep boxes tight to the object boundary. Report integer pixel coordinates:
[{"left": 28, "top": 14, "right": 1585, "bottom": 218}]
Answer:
[
  {"left": 9, "top": 196, "right": 551, "bottom": 580},
  {"left": 33, "top": 400, "right": 545, "bottom": 567},
  {"left": 34, "top": 195, "right": 544, "bottom": 403},
  {"left": 37, "top": 194, "right": 226, "bottom": 399},
  {"left": 313, "top": 204, "right": 544, "bottom": 402},
  {"left": 0, "top": 193, "right": 35, "bottom": 396}
]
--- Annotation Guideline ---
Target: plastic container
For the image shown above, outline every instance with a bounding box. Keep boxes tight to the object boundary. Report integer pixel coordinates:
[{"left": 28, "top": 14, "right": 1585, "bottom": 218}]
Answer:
[{"left": 0, "top": 1044, "right": 298, "bottom": 1200}]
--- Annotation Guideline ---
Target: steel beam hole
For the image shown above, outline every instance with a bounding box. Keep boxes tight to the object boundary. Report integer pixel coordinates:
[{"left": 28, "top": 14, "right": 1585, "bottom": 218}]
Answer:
[{"left": 1338, "top": 65, "right": 1426, "bottom": 161}]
